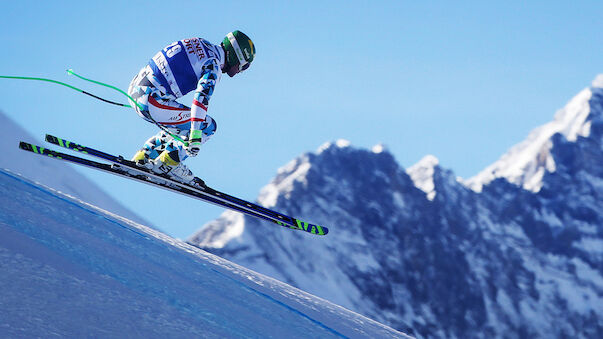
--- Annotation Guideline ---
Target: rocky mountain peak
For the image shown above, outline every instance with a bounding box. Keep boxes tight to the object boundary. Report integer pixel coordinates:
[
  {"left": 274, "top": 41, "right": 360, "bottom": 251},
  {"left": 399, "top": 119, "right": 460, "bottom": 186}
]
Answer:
[
  {"left": 407, "top": 155, "right": 440, "bottom": 200},
  {"left": 466, "top": 75, "right": 603, "bottom": 193}
]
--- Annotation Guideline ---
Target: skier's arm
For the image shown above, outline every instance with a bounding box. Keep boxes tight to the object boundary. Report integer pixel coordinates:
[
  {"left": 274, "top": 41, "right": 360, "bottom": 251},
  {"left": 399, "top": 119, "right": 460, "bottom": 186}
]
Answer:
[{"left": 187, "top": 59, "right": 221, "bottom": 156}]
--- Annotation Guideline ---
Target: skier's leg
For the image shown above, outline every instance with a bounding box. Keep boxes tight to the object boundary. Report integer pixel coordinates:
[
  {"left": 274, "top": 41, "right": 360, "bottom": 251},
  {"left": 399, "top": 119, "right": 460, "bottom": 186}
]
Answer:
[
  {"left": 155, "top": 114, "right": 217, "bottom": 166},
  {"left": 131, "top": 130, "right": 173, "bottom": 167},
  {"left": 127, "top": 65, "right": 159, "bottom": 122},
  {"left": 128, "top": 65, "right": 190, "bottom": 165},
  {"left": 127, "top": 65, "right": 191, "bottom": 126},
  {"left": 127, "top": 66, "right": 213, "bottom": 186},
  {"left": 152, "top": 115, "right": 217, "bottom": 186}
]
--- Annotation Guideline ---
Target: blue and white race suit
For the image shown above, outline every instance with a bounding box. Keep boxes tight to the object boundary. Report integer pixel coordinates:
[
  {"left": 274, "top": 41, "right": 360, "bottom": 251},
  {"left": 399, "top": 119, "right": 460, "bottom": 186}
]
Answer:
[{"left": 127, "top": 37, "right": 224, "bottom": 161}]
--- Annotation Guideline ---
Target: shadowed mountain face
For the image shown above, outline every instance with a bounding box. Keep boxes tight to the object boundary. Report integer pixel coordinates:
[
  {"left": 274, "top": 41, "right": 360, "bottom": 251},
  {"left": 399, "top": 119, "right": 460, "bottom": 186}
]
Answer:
[{"left": 190, "top": 78, "right": 603, "bottom": 338}]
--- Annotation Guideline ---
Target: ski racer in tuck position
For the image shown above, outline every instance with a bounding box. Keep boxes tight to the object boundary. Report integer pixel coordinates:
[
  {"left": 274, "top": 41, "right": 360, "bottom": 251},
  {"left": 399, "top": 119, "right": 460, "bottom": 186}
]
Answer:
[{"left": 126, "top": 30, "right": 256, "bottom": 187}]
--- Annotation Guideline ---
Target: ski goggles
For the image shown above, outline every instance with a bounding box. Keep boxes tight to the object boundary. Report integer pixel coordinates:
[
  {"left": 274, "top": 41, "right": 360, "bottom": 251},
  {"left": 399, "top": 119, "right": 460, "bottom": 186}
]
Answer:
[{"left": 225, "top": 61, "right": 250, "bottom": 77}]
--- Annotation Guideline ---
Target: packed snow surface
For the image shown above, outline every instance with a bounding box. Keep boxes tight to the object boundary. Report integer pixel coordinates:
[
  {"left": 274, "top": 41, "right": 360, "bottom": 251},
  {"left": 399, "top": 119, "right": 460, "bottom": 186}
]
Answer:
[
  {"left": 0, "top": 169, "right": 408, "bottom": 338},
  {"left": 0, "top": 110, "right": 148, "bottom": 225}
]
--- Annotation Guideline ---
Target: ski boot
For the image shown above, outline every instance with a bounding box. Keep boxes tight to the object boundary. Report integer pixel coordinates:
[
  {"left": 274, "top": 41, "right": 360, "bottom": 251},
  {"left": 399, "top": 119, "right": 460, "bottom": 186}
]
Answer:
[
  {"left": 131, "top": 149, "right": 154, "bottom": 170},
  {"left": 111, "top": 149, "right": 151, "bottom": 176},
  {"left": 151, "top": 150, "right": 206, "bottom": 188}
]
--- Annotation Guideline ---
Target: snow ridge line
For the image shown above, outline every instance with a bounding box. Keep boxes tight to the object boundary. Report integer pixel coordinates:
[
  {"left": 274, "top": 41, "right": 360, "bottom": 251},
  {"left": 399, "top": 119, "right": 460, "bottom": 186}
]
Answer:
[{"left": 0, "top": 168, "right": 349, "bottom": 338}]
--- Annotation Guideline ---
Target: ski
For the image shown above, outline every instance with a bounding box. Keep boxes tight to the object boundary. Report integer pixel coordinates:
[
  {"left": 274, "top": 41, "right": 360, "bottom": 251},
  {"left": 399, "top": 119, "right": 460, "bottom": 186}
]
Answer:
[
  {"left": 18, "top": 141, "right": 282, "bottom": 228},
  {"left": 19, "top": 140, "right": 328, "bottom": 236}
]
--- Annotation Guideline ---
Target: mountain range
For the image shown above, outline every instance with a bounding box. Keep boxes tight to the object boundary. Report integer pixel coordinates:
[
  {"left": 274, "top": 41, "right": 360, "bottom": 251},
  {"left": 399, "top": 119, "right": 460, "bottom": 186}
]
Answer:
[{"left": 189, "top": 75, "right": 603, "bottom": 338}]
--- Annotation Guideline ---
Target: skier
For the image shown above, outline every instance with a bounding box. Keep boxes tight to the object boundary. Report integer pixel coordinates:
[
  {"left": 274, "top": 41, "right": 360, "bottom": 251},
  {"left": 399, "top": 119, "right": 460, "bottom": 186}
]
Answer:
[{"left": 126, "top": 30, "right": 255, "bottom": 187}]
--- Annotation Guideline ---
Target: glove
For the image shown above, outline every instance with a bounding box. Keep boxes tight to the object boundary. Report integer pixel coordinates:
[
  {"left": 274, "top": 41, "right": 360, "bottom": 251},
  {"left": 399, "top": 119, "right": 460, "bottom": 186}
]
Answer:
[{"left": 185, "top": 129, "right": 203, "bottom": 157}]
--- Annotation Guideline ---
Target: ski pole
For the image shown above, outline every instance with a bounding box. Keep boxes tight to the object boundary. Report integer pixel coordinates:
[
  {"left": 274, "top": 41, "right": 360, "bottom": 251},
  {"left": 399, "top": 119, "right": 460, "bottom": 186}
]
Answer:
[
  {"left": 0, "top": 75, "right": 129, "bottom": 108},
  {"left": 0, "top": 72, "right": 189, "bottom": 146},
  {"left": 66, "top": 69, "right": 144, "bottom": 111}
]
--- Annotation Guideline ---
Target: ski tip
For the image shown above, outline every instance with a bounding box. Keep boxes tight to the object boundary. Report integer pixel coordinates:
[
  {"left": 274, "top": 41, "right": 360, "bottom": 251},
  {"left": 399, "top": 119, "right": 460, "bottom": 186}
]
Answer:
[
  {"left": 320, "top": 226, "right": 329, "bottom": 235},
  {"left": 293, "top": 218, "right": 329, "bottom": 236},
  {"left": 45, "top": 134, "right": 58, "bottom": 143},
  {"left": 18, "top": 141, "right": 31, "bottom": 151}
]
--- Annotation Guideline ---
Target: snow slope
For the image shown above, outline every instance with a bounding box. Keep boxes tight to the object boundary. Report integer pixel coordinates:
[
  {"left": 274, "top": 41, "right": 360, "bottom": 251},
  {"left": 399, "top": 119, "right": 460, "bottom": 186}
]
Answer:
[
  {"left": 0, "top": 168, "right": 409, "bottom": 338},
  {"left": 0, "top": 110, "right": 148, "bottom": 225}
]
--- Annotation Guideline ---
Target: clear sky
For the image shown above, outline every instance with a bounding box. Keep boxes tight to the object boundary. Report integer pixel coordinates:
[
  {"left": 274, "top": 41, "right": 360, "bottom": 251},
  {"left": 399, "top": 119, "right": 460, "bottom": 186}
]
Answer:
[{"left": 2, "top": 1, "right": 602, "bottom": 238}]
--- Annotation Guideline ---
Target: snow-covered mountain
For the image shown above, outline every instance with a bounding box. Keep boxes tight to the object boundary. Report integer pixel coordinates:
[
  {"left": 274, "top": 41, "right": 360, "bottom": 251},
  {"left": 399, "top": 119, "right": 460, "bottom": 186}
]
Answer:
[
  {"left": 466, "top": 75, "right": 603, "bottom": 192},
  {"left": 0, "top": 168, "right": 408, "bottom": 338},
  {"left": 0, "top": 110, "right": 148, "bottom": 225},
  {"left": 189, "top": 76, "right": 603, "bottom": 338}
]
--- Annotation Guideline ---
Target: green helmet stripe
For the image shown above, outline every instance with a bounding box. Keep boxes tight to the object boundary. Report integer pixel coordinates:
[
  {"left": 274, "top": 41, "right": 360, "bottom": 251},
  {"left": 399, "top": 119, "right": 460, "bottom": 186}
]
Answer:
[{"left": 227, "top": 32, "right": 248, "bottom": 68}]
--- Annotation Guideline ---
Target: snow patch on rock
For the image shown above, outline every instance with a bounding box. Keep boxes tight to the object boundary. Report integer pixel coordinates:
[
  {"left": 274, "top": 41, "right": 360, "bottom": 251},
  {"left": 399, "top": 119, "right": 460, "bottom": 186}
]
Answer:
[
  {"left": 592, "top": 74, "right": 603, "bottom": 88},
  {"left": 407, "top": 155, "right": 439, "bottom": 200}
]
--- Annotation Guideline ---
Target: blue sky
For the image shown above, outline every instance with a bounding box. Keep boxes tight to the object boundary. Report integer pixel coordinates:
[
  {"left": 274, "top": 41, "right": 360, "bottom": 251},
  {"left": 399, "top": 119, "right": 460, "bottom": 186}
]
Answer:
[{"left": 2, "top": 1, "right": 602, "bottom": 238}]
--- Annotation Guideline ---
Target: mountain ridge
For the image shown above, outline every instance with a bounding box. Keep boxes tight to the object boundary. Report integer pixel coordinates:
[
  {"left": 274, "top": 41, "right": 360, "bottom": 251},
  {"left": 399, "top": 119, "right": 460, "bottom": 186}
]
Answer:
[
  {"left": 189, "top": 76, "right": 603, "bottom": 338},
  {"left": 466, "top": 77, "right": 603, "bottom": 192}
]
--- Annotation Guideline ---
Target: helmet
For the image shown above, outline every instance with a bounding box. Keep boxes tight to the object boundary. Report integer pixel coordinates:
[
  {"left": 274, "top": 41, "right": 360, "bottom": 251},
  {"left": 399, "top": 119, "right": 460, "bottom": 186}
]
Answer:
[{"left": 222, "top": 30, "right": 256, "bottom": 76}]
